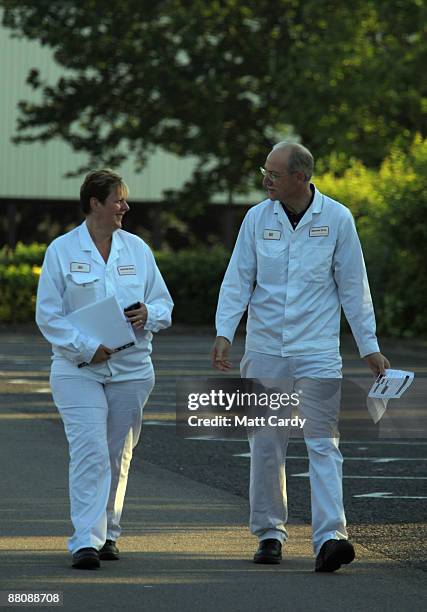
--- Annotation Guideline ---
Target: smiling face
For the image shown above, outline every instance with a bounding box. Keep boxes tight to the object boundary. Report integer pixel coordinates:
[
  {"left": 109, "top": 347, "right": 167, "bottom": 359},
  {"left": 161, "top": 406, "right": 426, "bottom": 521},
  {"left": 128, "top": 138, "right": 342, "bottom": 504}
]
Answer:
[{"left": 90, "top": 185, "right": 130, "bottom": 233}]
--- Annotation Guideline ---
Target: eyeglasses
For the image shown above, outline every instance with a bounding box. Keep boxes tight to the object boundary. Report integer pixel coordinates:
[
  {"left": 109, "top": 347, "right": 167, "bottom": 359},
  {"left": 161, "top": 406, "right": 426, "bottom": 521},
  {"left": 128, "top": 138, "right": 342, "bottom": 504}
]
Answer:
[
  {"left": 259, "top": 167, "right": 287, "bottom": 181},
  {"left": 260, "top": 166, "right": 309, "bottom": 181}
]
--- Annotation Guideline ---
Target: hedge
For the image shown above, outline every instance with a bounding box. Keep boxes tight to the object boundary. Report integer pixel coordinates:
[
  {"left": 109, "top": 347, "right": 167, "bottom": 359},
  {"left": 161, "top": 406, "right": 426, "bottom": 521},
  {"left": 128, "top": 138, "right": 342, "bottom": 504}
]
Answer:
[
  {"left": 1, "top": 135, "right": 426, "bottom": 335},
  {"left": 0, "top": 244, "right": 230, "bottom": 325},
  {"left": 0, "top": 263, "right": 41, "bottom": 322},
  {"left": 155, "top": 246, "right": 230, "bottom": 324},
  {"left": 0, "top": 242, "right": 47, "bottom": 266},
  {"left": 316, "top": 134, "right": 427, "bottom": 338}
]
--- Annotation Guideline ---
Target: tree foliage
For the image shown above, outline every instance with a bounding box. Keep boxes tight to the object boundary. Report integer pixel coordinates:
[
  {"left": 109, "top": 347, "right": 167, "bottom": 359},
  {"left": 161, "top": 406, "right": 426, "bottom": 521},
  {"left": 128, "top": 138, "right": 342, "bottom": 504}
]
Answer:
[
  {"left": 2, "top": 134, "right": 426, "bottom": 335},
  {"left": 316, "top": 135, "right": 427, "bottom": 337},
  {"left": 2, "top": 0, "right": 426, "bottom": 207}
]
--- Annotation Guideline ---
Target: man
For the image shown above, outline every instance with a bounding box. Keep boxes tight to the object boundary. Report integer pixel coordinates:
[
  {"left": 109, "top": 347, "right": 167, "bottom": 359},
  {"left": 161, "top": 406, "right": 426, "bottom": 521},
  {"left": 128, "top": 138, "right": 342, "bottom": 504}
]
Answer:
[{"left": 211, "top": 142, "right": 389, "bottom": 572}]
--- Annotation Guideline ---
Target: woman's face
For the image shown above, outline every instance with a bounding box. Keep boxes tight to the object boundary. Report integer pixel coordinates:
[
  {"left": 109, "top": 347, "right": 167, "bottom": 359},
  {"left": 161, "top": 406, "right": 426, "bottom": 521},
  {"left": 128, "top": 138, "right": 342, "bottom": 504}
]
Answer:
[{"left": 92, "top": 185, "right": 130, "bottom": 232}]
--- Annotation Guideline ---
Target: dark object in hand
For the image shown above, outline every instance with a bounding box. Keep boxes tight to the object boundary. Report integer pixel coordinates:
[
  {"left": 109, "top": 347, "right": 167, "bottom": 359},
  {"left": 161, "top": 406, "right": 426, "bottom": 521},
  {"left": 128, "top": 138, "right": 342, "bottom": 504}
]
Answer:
[{"left": 124, "top": 301, "right": 141, "bottom": 312}]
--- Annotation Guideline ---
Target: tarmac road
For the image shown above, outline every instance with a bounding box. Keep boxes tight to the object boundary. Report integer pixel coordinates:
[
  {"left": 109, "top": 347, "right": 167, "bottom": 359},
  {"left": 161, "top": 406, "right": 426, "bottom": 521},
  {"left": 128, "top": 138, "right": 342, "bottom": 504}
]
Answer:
[
  {"left": 0, "top": 326, "right": 426, "bottom": 611},
  {"left": 144, "top": 330, "right": 427, "bottom": 571}
]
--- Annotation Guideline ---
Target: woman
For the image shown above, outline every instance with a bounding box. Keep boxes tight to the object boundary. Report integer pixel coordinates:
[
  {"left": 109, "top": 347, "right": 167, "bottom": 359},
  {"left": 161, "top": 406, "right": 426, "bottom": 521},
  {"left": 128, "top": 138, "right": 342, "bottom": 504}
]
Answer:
[{"left": 36, "top": 169, "right": 173, "bottom": 569}]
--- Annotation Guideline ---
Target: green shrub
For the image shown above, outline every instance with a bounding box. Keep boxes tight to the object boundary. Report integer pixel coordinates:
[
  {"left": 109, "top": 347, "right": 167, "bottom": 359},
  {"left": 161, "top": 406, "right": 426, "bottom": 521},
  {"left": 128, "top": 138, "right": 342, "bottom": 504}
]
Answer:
[
  {"left": 0, "top": 247, "right": 230, "bottom": 325},
  {"left": 316, "top": 134, "right": 427, "bottom": 337},
  {"left": 0, "top": 264, "right": 40, "bottom": 322},
  {"left": 1, "top": 135, "right": 426, "bottom": 337},
  {"left": 155, "top": 246, "right": 230, "bottom": 324},
  {"left": 0, "top": 242, "right": 47, "bottom": 266},
  {"left": 369, "top": 134, "right": 427, "bottom": 337}
]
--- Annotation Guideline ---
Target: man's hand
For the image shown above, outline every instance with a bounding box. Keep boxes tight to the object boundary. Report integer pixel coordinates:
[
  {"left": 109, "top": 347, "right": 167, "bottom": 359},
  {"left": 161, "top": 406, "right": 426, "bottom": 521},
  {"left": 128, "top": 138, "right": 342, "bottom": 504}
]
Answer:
[
  {"left": 364, "top": 352, "right": 390, "bottom": 376},
  {"left": 90, "top": 344, "right": 113, "bottom": 364},
  {"left": 211, "top": 336, "right": 232, "bottom": 371},
  {"left": 125, "top": 303, "right": 148, "bottom": 330}
]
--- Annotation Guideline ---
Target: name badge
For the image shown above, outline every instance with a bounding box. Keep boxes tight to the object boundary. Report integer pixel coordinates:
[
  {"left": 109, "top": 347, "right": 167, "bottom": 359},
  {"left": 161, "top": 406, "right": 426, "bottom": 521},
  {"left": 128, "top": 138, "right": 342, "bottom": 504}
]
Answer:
[
  {"left": 309, "top": 226, "right": 329, "bottom": 237},
  {"left": 263, "top": 229, "right": 281, "bottom": 240},
  {"left": 70, "top": 262, "right": 91, "bottom": 273},
  {"left": 118, "top": 265, "right": 136, "bottom": 275}
]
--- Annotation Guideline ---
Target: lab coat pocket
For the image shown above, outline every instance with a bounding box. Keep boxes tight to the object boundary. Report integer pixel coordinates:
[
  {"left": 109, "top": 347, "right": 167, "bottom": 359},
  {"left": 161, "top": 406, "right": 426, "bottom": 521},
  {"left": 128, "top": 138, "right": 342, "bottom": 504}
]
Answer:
[
  {"left": 118, "top": 275, "right": 143, "bottom": 305},
  {"left": 64, "top": 274, "right": 100, "bottom": 312},
  {"left": 256, "top": 239, "right": 287, "bottom": 284},
  {"left": 301, "top": 245, "right": 334, "bottom": 283}
]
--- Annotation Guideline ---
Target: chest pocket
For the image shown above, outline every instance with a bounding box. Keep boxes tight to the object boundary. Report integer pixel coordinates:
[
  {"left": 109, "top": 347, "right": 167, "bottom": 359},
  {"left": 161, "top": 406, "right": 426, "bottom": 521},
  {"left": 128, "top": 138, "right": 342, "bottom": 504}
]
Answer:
[
  {"left": 256, "top": 239, "right": 287, "bottom": 284},
  {"left": 116, "top": 273, "right": 143, "bottom": 305},
  {"left": 301, "top": 245, "right": 334, "bottom": 283},
  {"left": 64, "top": 274, "right": 101, "bottom": 313}
]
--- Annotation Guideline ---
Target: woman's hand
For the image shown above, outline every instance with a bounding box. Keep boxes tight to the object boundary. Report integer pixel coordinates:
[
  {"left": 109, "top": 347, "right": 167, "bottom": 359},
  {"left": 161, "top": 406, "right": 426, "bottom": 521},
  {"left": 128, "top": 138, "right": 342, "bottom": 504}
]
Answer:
[
  {"left": 90, "top": 344, "right": 113, "bottom": 364},
  {"left": 125, "top": 303, "right": 148, "bottom": 330}
]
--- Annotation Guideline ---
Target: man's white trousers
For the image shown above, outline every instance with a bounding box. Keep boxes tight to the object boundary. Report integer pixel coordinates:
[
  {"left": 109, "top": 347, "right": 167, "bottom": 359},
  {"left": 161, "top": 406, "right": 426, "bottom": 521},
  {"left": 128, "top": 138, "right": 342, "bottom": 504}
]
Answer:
[
  {"left": 240, "top": 349, "right": 348, "bottom": 555},
  {"left": 50, "top": 374, "right": 154, "bottom": 553}
]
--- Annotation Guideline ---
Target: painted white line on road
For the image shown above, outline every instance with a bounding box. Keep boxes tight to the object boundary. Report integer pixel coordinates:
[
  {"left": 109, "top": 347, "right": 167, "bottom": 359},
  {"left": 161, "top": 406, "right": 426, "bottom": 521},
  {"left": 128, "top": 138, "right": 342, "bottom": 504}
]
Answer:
[
  {"left": 144, "top": 420, "right": 175, "bottom": 427},
  {"left": 138, "top": 425, "right": 427, "bottom": 446},
  {"left": 292, "top": 472, "right": 427, "bottom": 480},
  {"left": 8, "top": 379, "right": 31, "bottom": 384},
  {"left": 233, "top": 453, "right": 427, "bottom": 462},
  {"left": 353, "top": 491, "right": 427, "bottom": 499},
  {"left": 206, "top": 439, "right": 427, "bottom": 446},
  {"left": 5, "top": 380, "right": 51, "bottom": 393},
  {"left": 362, "top": 457, "right": 427, "bottom": 463},
  {"left": 292, "top": 440, "right": 427, "bottom": 446}
]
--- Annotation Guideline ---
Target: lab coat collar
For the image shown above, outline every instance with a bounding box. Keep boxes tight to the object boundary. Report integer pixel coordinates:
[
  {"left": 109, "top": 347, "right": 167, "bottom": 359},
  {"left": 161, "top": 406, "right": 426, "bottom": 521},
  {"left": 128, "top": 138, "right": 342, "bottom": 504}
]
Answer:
[
  {"left": 272, "top": 184, "right": 324, "bottom": 231},
  {"left": 108, "top": 229, "right": 125, "bottom": 266},
  {"left": 310, "top": 184, "right": 324, "bottom": 214},
  {"left": 79, "top": 221, "right": 95, "bottom": 253},
  {"left": 78, "top": 221, "right": 125, "bottom": 265}
]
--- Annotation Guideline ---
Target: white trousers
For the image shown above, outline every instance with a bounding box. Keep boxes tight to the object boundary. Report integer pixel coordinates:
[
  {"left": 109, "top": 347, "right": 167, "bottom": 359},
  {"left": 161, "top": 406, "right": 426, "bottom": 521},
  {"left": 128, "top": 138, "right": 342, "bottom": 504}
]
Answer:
[
  {"left": 50, "top": 374, "right": 154, "bottom": 553},
  {"left": 240, "top": 349, "right": 348, "bottom": 555}
]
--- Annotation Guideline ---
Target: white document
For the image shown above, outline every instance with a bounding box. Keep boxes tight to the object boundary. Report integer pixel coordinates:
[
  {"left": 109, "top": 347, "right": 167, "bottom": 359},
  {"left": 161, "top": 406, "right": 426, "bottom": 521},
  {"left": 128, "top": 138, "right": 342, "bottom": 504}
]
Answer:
[
  {"left": 367, "top": 369, "right": 415, "bottom": 424},
  {"left": 67, "top": 295, "right": 136, "bottom": 354},
  {"left": 369, "top": 369, "right": 414, "bottom": 399}
]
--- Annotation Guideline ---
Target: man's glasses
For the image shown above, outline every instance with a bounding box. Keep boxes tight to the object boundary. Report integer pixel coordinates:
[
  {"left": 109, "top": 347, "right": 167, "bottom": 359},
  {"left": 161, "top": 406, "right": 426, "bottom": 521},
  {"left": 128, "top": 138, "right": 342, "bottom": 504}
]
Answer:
[
  {"left": 259, "top": 167, "right": 286, "bottom": 181},
  {"left": 260, "top": 167, "right": 309, "bottom": 181}
]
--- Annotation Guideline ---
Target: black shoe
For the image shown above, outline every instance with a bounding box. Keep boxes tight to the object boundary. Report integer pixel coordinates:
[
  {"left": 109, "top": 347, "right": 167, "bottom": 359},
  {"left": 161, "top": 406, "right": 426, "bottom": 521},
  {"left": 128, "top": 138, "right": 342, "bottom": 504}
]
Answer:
[
  {"left": 253, "top": 539, "right": 282, "bottom": 564},
  {"left": 72, "top": 547, "right": 100, "bottom": 570},
  {"left": 99, "top": 539, "right": 120, "bottom": 561},
  {"left": 315, "top": 539, "right": 355, "bottom": 573}
]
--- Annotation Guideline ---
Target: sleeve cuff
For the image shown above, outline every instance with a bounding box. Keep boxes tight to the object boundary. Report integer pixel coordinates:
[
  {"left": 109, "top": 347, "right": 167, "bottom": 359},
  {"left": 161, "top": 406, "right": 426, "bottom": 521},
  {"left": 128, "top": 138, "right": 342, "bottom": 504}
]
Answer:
[
  {"left": 359, "top": 340, "right": 380, "bottom": 358},
  {"left": 216, "top": 327, "right": 236, "bottom": 344},
  {"left": 144, "top": 303, "right": 156, "bottom": 332},
  {"left": 76, "top": 338, "right": 100, "bottom": 365}
]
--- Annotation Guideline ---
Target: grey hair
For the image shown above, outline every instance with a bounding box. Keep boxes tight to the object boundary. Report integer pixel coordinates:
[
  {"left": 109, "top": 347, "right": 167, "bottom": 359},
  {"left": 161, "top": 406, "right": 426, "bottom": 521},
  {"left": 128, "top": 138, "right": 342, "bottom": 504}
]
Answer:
[{"left": 272, "top": 141, "right": 314, "bottom": 180}]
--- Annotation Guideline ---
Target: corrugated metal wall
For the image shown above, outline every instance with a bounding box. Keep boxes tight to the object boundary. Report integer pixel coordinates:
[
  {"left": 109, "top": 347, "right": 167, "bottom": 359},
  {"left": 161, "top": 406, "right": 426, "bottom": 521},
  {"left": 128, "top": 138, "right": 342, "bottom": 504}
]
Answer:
[{"left": 1, "top": 24, "right": 244, "bottom": 202}]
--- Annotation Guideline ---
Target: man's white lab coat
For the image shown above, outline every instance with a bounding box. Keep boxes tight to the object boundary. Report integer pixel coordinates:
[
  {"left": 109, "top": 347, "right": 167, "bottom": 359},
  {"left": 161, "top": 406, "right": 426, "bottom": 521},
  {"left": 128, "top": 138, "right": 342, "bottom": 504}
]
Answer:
[{"left": 216, "top": 187, "right": 379, "bottom": 357}]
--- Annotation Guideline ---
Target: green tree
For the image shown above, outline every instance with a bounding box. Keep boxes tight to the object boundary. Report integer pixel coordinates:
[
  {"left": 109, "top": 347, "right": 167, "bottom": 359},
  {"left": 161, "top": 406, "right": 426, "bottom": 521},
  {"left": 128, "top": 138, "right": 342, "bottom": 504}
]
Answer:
[
  {"left": 2, "top": 0, "right": 426, "bottom": 209},
  {"left": 317, "top": 135, "right": 427, "bottom": 337},
  {"left": 371, "top": 135, "right": 427, "bottom": 336}
]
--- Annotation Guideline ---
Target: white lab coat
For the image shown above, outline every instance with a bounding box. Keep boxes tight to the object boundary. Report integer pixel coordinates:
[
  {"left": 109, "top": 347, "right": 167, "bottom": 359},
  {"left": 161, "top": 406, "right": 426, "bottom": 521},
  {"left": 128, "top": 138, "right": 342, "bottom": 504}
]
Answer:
[
  {"left": 216, "top": 186, "right": 379, "bottom": 358},
  {"left": 36, "top": 221, "right": 173, "bottom": 381}
]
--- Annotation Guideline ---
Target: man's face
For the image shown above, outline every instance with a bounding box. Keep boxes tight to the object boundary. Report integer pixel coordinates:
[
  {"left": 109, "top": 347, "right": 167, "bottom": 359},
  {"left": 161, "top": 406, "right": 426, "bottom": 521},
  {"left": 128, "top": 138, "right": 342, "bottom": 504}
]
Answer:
[
  {"left": 262, "top": 150, "right": 297, "bottom": 202},
  {"left": 92, "top": 186, "right": 130, "bottom": 231}
]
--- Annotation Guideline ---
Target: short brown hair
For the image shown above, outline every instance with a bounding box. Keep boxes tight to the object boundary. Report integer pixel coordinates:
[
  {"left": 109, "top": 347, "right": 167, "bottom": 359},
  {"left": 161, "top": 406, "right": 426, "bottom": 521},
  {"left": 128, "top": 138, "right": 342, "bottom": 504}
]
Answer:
[{"left": 80, "top": 169, "right": 129, "bottom": 214}]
